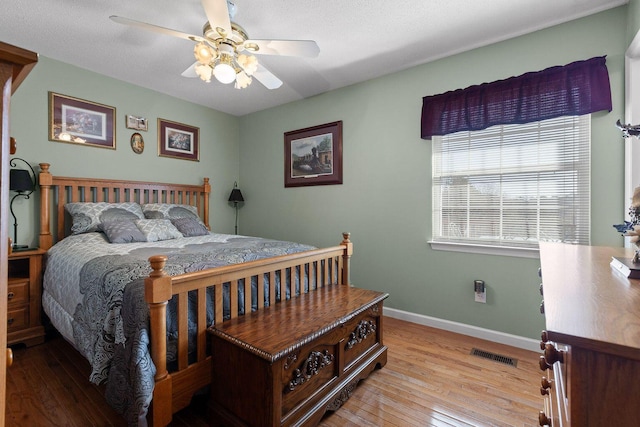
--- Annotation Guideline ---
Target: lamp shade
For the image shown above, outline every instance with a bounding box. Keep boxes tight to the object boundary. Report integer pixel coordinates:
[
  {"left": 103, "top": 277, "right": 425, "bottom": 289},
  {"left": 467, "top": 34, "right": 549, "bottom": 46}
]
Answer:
[
  {"left": 10, "top": 169, "right": 33, "bottom": 192},
  {"left": 228, "top": 188, "right": 244, "bottom": 203}
]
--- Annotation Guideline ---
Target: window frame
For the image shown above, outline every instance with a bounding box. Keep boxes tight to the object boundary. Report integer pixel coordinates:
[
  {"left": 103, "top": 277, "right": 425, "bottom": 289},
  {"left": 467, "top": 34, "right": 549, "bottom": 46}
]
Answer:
[{"left": 430, "top": 115, "right": 591, "bottom": 258}]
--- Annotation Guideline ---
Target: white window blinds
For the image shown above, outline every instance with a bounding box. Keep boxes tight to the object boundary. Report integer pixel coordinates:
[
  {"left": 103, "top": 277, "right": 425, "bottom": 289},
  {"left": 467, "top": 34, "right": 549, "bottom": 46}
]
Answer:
[{"left": 432, "top": 115, "right": 590, "bottom": 249}]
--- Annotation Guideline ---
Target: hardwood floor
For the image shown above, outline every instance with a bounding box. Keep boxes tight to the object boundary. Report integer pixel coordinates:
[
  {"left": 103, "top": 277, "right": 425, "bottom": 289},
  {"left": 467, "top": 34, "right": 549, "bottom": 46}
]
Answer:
[{"left": 5, "top": 317, "right": 542, "bottom": 426}]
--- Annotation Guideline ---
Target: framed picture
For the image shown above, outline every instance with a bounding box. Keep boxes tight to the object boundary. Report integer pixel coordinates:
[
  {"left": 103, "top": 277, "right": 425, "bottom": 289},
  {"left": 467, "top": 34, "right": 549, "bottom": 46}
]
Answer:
[
  {"left": 126, "top": 114, "right": 148, "bottom": 131},
  {"left": 284, "top": 121, "right": 343, "bottom": 187},
  {"left": 130, "top": 132, "right": 144, "bottom": 154},
  {"left": 48, "top": 92, "right": 115, "bottom": 149},
  {"left": 158, "top": 118, "right": 200, "bottom": 161}
]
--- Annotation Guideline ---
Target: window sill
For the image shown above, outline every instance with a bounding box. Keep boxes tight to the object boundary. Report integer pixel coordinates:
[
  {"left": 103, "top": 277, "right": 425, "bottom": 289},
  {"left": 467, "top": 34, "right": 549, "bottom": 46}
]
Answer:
[{"left": 429, "top": 241, "right": 540, "bottom": 259}]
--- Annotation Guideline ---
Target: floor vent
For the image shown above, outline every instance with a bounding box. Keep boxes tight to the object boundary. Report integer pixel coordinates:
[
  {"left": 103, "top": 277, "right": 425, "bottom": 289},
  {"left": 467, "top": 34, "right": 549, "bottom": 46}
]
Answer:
[{"left": 470, "top": 348, "right": 518, "bottom": 367}]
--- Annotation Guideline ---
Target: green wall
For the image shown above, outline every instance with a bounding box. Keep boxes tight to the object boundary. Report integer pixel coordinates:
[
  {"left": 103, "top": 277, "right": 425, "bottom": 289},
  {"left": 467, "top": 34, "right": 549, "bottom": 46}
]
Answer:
[
  {"left": 9, "top": 56, "right": 241, "bottom": 244},
  {"left": 237, "top": 7, "right": 628, "bottom": 340}
]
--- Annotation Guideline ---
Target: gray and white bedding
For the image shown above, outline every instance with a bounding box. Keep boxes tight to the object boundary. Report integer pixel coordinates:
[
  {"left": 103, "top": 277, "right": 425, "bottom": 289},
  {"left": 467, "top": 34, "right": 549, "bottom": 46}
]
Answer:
[{"left": 42, "top": 231, "right": 315, "bottom": 426}]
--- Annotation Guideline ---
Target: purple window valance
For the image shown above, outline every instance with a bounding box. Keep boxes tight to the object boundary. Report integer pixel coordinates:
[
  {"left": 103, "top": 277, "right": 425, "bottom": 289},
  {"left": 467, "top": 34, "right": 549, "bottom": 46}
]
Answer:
[{"left": 420, "top": 56, "right": 612, "bottom": 139}]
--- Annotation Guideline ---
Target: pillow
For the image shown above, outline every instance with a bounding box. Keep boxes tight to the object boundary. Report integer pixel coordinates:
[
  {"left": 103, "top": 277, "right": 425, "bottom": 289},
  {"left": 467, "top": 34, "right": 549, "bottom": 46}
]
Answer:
[
  {"left": 142, "top": 203, "right": 201, "bottom": 221},
  {"left": 65, "top": 202, "right": 145, "bottom": 235},
  {"left": 99, "top": 220, "right": 147, "bottom": 244},
  {"left": 135, "top": 219, "right": 183, "bottom": 242},
  {"left": 171, "top": 217, "right": 210, "bottom": 237}
]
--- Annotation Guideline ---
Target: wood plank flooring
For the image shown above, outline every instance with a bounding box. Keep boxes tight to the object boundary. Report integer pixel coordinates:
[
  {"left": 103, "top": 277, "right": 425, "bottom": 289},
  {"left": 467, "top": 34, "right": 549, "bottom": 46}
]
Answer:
[{"left": 6, "top": 317, "right": 542, "bottom": 426}]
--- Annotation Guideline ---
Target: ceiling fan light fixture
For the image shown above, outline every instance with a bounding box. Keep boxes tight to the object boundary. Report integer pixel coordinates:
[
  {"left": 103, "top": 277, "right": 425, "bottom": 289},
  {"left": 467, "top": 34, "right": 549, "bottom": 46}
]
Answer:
[
  {"left": 214, "top": 54, "right": 236, "bottom": 84},
  {"left": 237, "top": 54, "right": 258, "bottom": 76},
  {"left": 235, "top": 71, "right": 252, "bottom": 89},
  {"left": 195, "top": 63, "right": 213, "bottom": 82},
  {"left": 194, "top": 42, "right": 215, "bottom": 65}
]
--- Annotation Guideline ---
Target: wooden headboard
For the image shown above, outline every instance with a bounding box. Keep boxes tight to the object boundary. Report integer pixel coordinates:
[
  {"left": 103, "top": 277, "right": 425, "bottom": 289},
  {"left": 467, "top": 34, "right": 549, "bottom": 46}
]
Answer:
[{"left": 38, "top": 163, "right": 211, "bottom": 250}]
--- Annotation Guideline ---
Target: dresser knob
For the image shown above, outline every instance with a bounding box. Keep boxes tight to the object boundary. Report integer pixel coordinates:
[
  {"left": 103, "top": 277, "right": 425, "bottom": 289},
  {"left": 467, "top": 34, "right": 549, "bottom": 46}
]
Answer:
[
  {"left": 539, "top": 301, "right": 545, "bottom": 314},
  {"left": 541, "top": 376, "right": 553, "bottom": 389},
  {"left": 6, "top": 348, "right": 12, "bottom": 368},
  {"left": 539, "top": 411, "right": 551, "bottom": 426},
  {"left": 539, "top": 283, "right": 544, "bottom": 296},
  {"left": 539, "top": 355, "right": 551, "bottom": 371},
  {"left": 7, "top": 318, "right": 14, "bottom": 326},
  {"left": 7, "top": 292, "right": 14, "bottom": 300},
  {"left": 540, "top": 386, "right": 550, "bottom": 395},
  {"left": 544, "top": 343, "right": 564, "bottom": 365}
]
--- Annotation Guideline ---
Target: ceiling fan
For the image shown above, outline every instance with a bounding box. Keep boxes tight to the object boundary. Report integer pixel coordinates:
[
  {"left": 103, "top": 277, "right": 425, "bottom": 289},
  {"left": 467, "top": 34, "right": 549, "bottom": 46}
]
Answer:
[{"left": 110, "top": 0, "right": 319, "bottom": 90}]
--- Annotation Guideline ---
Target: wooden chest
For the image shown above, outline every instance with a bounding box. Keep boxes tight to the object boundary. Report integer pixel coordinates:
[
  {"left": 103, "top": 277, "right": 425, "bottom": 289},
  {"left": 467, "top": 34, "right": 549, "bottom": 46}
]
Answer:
[{"left": 208, "top": 285, "right": 388, "bottom": 427}]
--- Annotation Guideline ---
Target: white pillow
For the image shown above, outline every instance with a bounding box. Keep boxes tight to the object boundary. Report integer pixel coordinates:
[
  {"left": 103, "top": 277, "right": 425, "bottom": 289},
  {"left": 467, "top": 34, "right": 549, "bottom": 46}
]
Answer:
[{"left": 134, "top": 219, "right": 183, "bottom": 242}]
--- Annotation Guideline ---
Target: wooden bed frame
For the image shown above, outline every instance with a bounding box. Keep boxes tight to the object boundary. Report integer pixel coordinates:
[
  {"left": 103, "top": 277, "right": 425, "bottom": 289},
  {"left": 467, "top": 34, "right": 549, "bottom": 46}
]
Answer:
[{"left": 36, "top": 163, "right": 353, "bottom": 426}]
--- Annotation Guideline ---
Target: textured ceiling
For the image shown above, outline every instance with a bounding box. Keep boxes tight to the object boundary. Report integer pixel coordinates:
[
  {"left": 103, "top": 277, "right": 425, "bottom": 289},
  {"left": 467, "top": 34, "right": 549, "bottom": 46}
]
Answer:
[{"left": 0, "top": 0, "right": 628, "bottom": 116}]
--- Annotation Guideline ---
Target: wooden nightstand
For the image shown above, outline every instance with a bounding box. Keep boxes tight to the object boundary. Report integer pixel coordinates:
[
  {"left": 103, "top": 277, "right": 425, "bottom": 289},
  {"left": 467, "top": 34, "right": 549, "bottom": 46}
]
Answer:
[{"left": 7, "top": 248, "right": 46, "bottom": 347}]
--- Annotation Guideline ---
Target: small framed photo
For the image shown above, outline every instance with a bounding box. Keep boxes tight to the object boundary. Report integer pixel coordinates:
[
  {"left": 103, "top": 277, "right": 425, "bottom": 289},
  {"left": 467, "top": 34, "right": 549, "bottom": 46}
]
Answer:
[
  {"left": 130, "top": 132, "right": 144, "bottom": 154},
  {"left": 284, "top": 121, "right": 343, "bottom": 187},
  {"left": 49, "top": 92, "right": 115, "bottom": 149},
  {"left": 126, "top": 115, "right": 148, "bottom": 131},
  {"left": 158, "top": 118, "right": 199, "bottom": 161}
]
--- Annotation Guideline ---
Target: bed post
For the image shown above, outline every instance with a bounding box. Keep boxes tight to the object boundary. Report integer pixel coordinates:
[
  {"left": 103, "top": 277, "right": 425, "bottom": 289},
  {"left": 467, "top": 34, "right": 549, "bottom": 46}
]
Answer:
[
  {"left": 341, "top": 232, "right": 352, "bottom": 286},
  {"left": 38, "top": 163, "right": 53, "bottom": 250},
  {"left": 145, "top": 255, "right": 173, "bottom": 427},
  {"left": 202, "top": 177, "right": 210, "bottom": 230}
]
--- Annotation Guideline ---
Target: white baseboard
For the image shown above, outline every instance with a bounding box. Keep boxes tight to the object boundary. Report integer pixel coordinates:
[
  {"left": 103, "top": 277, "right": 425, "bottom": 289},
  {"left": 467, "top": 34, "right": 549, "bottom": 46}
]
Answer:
[{"left": 384, "top": 307, "right": 540, "bottom": 353}]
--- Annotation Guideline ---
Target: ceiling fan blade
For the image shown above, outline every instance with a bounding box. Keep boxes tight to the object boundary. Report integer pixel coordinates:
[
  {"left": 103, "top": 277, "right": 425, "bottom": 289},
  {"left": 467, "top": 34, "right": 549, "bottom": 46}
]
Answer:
[
  {"left": 181, "top": 62, "right": 198, "bottom": 78},
  {"left": 244, "top": 39, "right": 320, "bottom": 58},
  {"left": 201, "top": 0, "right": 232, "bottom": 38},
  {"left": 110, "top": 15, "right": 204, "bottom": 42},
  {"left": 253, "top": 63, "right": 283, "bottom": 90}
]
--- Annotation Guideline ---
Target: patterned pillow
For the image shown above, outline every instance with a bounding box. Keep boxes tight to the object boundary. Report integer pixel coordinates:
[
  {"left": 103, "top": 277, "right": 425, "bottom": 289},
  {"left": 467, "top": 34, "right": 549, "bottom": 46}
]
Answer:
[
  {"left": 135, "top": 219, "right": 183, "bottom": 242},
  {"left": 99, "top": 220, "right": 147, "bottom": 243},
  {"left": 65, "top": 202, "right": 145, "bottom": 235},
  {"left": 142, "top": 203, "right": 201, "bottom": 221},
  {"left": 170, "top": 217, "right": 210, "bottom": 237}
]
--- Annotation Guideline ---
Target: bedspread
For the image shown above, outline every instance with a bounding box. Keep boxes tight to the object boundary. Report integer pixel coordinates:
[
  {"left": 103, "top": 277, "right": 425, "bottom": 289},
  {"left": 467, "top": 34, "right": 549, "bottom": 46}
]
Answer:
[{"left": 43, "top": 232, "right": 315, "bottom": 426}]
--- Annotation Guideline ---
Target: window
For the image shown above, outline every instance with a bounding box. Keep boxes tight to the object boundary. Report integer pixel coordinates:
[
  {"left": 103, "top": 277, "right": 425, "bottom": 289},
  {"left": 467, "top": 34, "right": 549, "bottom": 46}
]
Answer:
[{"left": 431, "top": 115, "right": 590, "bottom": 252}]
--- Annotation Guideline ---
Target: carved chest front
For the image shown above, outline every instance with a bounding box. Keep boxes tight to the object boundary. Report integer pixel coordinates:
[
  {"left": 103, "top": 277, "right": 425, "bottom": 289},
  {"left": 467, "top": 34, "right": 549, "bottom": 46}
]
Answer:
[{"left": 209, "top": 285, "right": 388, "bottom": 427}]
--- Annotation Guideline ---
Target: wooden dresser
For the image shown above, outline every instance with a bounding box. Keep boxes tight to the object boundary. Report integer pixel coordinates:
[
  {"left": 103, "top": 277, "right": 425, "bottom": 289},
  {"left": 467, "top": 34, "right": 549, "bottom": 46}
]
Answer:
[
  {"left": 208, "top": 285, "right": 388, "bottom": 427},
  {"left": 538, "top": 242, "right": 640, "bottom": 426}
]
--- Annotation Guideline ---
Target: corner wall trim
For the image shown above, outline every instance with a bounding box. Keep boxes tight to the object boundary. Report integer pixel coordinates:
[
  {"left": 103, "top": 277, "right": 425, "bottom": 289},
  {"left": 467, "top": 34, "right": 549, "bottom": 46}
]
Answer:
[{"left": 384, "top": 307, "right": 540, "bottom": 353}]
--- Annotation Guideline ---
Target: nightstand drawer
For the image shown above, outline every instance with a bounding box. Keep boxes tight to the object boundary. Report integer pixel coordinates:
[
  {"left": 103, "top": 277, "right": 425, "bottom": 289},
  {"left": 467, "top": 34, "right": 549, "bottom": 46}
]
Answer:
[
  {"left": 8, "top": 279, "right": 29, "bottom": 306},
  {"left": 7, "top": 248, "right": 46, "bottom": 346},
  {"left": 7, "top": 306, "right": 29, "bottom": 332}
]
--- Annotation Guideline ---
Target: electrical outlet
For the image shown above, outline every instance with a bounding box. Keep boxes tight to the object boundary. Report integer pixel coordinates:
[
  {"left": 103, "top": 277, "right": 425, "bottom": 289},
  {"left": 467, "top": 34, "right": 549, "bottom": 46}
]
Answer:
[{"left": 474, "top": 280, "right": 486, "bottom": 303}]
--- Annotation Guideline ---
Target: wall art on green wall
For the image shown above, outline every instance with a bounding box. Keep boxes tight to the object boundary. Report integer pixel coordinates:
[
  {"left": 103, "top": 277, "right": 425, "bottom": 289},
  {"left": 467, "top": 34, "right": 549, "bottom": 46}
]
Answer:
[
  {"left": 284, "top": 120, "right": 343, "bottom": 188},
  {"left": 158, "top": 118, "right": 200, "bottom": 161},
  {"left": 48, "top": 92, "right": 115, "bottom": 149}
]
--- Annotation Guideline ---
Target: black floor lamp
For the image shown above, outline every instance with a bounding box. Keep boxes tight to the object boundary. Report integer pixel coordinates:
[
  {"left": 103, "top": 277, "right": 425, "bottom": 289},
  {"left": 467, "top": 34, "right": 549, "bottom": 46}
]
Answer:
[
  {"left": 228, "top": 181, "right": 244, "bottom": 235},
  {"left": 9, "top": 158, "right": 36, "bottom": 251}
]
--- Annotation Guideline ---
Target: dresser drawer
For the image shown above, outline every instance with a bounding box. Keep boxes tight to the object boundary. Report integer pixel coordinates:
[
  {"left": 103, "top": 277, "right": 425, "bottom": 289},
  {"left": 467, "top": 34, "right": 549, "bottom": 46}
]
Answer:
[
  {"left": 7, "top": 306, "right": 29, "bottom": 332},
  {"left": 8, "top": 278, "right": 29, "bottom": 307}
]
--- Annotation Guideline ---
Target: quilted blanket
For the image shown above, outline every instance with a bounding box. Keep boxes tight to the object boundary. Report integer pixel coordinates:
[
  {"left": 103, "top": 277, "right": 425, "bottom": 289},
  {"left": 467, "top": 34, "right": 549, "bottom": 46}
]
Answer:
[{"left": 42, "top": 232, "right": 315, "bottom": 426}]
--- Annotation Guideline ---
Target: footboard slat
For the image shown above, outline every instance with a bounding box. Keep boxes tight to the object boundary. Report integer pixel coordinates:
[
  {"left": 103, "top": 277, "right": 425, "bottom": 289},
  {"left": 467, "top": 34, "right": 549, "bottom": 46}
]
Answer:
[
  {"left": 230, "top": 280, "right": 238, "bottom": 318},
  {"left": 243, "top": 277, "right": 251, "bottom": 318},
  {"left": 269, "top": 271, "right": 276, "bottom": 303},
  {"left": 177, "top": 292, "right": 188, "bottom": 371},
  {"left": 197, "top": 288, "right": 207, "bottom": 362},
  {"left": 257, "top": 274, "right": 265, "bottom": 309},
  {"left": 214, "top": 285, "right": 223, "bottom": 326}
]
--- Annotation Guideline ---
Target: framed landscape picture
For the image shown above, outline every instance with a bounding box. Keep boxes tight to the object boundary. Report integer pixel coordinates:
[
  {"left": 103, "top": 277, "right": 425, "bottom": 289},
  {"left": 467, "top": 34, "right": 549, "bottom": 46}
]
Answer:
[
  {"left": 284, "top": 121, "right": 343, "bottom": 188},
  {"left": 49, "top": 92, "right": 115, "bottom": 149},
  {"left": 158, "top": 118, "right": 200, "bottom": 161}
]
